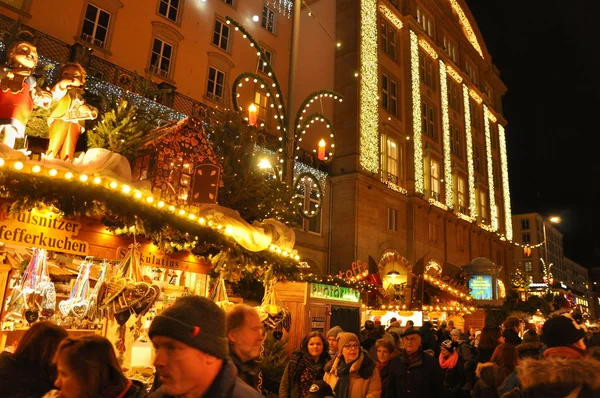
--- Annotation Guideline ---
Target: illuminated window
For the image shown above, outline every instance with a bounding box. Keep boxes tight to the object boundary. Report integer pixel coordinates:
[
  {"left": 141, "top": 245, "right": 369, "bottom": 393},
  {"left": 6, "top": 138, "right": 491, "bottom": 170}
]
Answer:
[
  {"left": 212, "top": 19, "right": 230, "bottom": 51},
  {"left": 478, "top": 189, "right": 487, "bottom": 223},
  {"left": 443, "top": 36, "right": 458, "bottom": 63},
  {"left": 254, "top": 91, "right": 268, "bottom": 121},
  {"left": 421, "top": 102, "right": 436, "bottom": 140},
  {"left": 465, "top": 60, "right": 479, "bottom": 85},
  {"left": 416, "top": 7, "right": 434, "bottom": 38},
  {"left": 473, "top": 144, "right": 482, "bottom": 172},
  {"left": 380, "top": 19, "right": 397, "bottom": 60},
  {"left": 381, "top": 134, "right": 404, "bottom": 187},
  {"left": 450, "top": 125, "right": 461, "bottom": 158},
  {"left": 522, "top": 232, "right": 531, "bottom": 244},
  {"left": 150, "top": 38, "right": 173, "bottom": 77},
  {"left": 454, "top": 174, "right": 466, "bottom": 213},
  {"left": 158, "top": 0, "right": 179, "bottom": 22},
  {"left": 261, "top": 6, "right": 275, "bottom": 33},
  {"left": 257, "top": 48, "right": 273, "bottom": 74},
  {"left": 419, "top": 51, "right": 435, "bottom": 89},
  {"left": 296, "top": 179, "right": 322, "bottom": 234},
  {"left": 381, "top": 73, "right": 398, "bottom": 116},
  {"left": 81, "top": 4, "right": 111, "bottom": 49},
  {"left": 448, "top": 78, "right": 460, "bottom": 111},
  {"left": 206, "top": 66, "right": 225, "bottom": 103},
  {"left": 430, "top": 158, "right": 441, "bottom": 200},
  {"left": 387, "top": 208, "right": 397, "bottom": 231}
]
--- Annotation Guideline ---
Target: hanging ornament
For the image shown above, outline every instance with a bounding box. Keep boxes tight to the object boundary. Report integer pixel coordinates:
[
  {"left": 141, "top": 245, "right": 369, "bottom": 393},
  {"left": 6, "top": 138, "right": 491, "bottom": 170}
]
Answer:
[
  {"left": 59, "top": 257, "right": 92, "bottom": 318},
  {"left": 265, "top": 0, "right": 294, "bottom": 18},
  {"left": 209, "top": 275, "right": 235, "bottom": 311}
]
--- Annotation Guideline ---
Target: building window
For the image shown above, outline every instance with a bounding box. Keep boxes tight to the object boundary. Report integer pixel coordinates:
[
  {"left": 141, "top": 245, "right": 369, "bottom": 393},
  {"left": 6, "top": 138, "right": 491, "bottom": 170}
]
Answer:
[
  {"left": 470, "top": 100, "right": 481, "bottom": 133},
  {"left": 206, "top": 66, "right": 225, "bottom": 103},
  {"left": 212, "top": 19, "right": 230, "bottom": 51},
  {"left": 430, "top": 158, "right": 441, "bottom": 200},
  {"left": 381, "top": 73, "right": 398, "bottom": 116},
  {"left": 261, "top": 6, "right": 275, "bottom": 33},
  {"left": 296, "top": 179, "right": 322, "bottom": 234},
  {"left": 421, "top": 102, "right": 436, "bottom": 140},
  {"left": 443, "top": 36, "right": 458, "bottom": 63},
  {"left": 380, "top": 19, "right": 397, "bottom": 60},
  {"left": 150, "top": 38, "right": 173, "bottom": 77},
  {"left": 478, "top": 189, "right": 487, "bottom": 223},
  {"left": 454, "top": 174, "right": 466, "bottom": 213},
  {"left": 522, "top": 232, "right": 531, "bottom": 244},
  {"left": 490, "top": 123, "right": 499, "bottom": 149},
  {"left": 465, "top": 60, "right": 479, "bottom": 85},
  {"left": 416, "top": 7, "right": 434, "bottom": 38},
  {"left": 158, "top": 0, "right": 179, "bottom": 22},
  {"left": 381, "top": 134, "right": 404, "bottom": 187},
  {"left": 484, "top": 83, "right": 493, "bottom": 102},
  {"left": 257, "top": 48, "right": 272, "bottom": 74},
  {"left": 521, "top": 219, "right": 530, "bottom": 230},
  {"left": 448, "top": 78, "right": 460, "bottom": 111},
  {"left": 493, "top": 160, "right": 500, "bottom": 187},
  {"left": 450, "top": 125, "right": 461, "bottom": 158},
  {"left": 254, "top": 91, "right": 268, "bottom": 122},
  {"left": 419, "top": 51, "right": 435, "bottom": 89},
  {"left": 81, "top": 3, "right": 111, "bottom": 49},
  {"left": 387, "top": 208, "right": 397, "bottom": 231},
  {"left": 473, "top": 144, "right": 482, "bottom": 172}
]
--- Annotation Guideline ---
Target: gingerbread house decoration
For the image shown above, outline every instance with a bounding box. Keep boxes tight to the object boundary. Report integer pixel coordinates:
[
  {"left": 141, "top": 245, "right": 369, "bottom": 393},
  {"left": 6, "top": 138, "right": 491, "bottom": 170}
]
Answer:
[{"left": 132, "top": 117, "right": 223, "bottom": 205}]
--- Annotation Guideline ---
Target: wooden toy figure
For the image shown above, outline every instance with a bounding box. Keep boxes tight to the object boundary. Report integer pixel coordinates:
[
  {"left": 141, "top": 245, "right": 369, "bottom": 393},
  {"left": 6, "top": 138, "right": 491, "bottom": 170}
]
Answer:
[
  {"left": 0, "top": 36, "right": 52, "bottom": 148},
  {"left": 47, "top": 62, "right": 98, "bottom": 161}
]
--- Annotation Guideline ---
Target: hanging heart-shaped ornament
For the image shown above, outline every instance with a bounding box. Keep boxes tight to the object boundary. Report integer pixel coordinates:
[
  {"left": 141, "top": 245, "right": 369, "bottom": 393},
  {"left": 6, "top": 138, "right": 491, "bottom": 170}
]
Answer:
[
  {"left": 24, "top": 309, "right": 39, "bottom": 324},
  {"left": 58, "top": 299, "right": 72, "bottom": 316},
  {"left": 100, "top": 279, "right": 127, "bottom": 307},
  {"left": 114, "top": 310, "right": 131, "bottom": 326},
  {"left": 71, "top": 301, "right": 89, "bottom": 319},
  {"left": 273, "top": 330, "right": 283, "bottom": 341}
]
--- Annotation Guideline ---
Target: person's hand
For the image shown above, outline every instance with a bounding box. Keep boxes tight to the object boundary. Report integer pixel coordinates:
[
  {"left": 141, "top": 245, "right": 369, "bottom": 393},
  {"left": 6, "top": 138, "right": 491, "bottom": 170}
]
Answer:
[{"left": 42, "top": 390, "right": 60, "bottom": 398}]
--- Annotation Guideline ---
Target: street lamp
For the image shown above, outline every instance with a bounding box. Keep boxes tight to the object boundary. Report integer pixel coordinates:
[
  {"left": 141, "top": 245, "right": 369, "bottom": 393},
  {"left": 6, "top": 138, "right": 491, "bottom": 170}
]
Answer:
[{"left": 542, "top": 215, "right": 561, "bottom": 285}]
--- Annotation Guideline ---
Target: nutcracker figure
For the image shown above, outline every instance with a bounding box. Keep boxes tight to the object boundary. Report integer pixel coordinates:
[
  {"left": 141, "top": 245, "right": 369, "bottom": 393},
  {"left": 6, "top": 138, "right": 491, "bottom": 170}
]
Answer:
[
  {"left": 0, "top": 35, "right": 52, "bottom": 148},
  {"left": 47, "top": 62, "right": 98, "bottom": 161}
]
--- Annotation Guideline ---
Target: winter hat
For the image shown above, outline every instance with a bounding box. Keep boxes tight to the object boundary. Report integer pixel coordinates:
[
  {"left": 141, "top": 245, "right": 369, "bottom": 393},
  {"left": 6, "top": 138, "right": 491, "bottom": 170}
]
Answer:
[
  {"left": 337, "top": 332, "right": 360, "bottom": 350},
  {"left": 541, "top": 314, "right": 586, "bottom": 348},
  {"left": 149, "top": 295, "right": 229, "bottom": 359},
  {"left": 502, "top": 329, "right": 522, "bottom": 345},
  {"left": 401, "top": 328, "right": 421, "bottom": 338},
  {"left": 522, "top": 329, "right": 540, "bottom": 344},
  {"left": 306, "top": 380, "right": 334, "bottom": 398},
  {"left": 326, "top": 325, "right": 343, "bottom": 339},
  {"left": 441, "top": 340, "right": 456, "bottom": 352}
]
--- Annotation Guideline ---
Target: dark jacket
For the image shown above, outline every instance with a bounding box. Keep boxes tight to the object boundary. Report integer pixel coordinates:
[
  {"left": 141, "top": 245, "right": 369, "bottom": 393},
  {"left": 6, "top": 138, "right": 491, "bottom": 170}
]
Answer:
[
  {"left": 517, "top": 355, "right": 600, "bottom": 398},
  {"left": 472, "top": 363, "right": 512, "bottom": 398},
  {"left": 420, "top": 327, "right": 437, "bottom": 352},
  {"left": 148, "top": 359, "right": 262, "bottom": 398},
  {"left": 124, "top": 380, "right": 148, "bottom": 398},
  {"left": 587, "top": 333, "right": 600, "bottom": 348},
  {"left": 441, "top": 355, "right": 466, "bottom": 398},
  {"left": 0, "top": 351, "right": 55, "bottom": 398},
  {"left": 230, "top": 350, "right": 259, "bottom": 390},
  {"left": 279, "top": 350, "right": 328, "bottom": 398},
  {"left": 516, "top": 341, "right": 542, "bottom": 360},
  {"left": 385, "top": 348, "right": 443, "bottom": 398},
  {"left": 378, "top": 362, "right": 391, "bottom": 398}
]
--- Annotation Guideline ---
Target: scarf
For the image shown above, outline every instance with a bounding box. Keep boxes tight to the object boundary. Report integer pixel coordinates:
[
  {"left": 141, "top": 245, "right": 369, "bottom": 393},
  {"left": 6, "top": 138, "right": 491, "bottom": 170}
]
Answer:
[
  {"left": 288, "top": 351, "right": 325, "bottom": 398},
  {"left": 439, "top": 351, "right": 459, "bottom": 369},
  {"left": 334, "top": 357, "right": 353, "bottom": 398},
  {"left": 376, "top": 361, "right": 389, "bottom": 371},
  {"left": 543, "top": 346, "right": 584, "bottom": 359}
]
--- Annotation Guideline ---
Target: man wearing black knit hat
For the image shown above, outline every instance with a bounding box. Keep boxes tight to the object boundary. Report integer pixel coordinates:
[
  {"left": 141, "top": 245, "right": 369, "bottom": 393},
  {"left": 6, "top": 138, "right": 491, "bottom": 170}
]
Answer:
[{"left": 148, "top": 296, "right": 262, "bottom": 398}]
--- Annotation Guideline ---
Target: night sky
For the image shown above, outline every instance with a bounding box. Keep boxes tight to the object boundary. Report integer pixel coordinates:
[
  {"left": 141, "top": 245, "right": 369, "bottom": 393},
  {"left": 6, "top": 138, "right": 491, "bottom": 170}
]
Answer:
[{"left": 465, "top": 1, "right": 600, "bottom": 267}]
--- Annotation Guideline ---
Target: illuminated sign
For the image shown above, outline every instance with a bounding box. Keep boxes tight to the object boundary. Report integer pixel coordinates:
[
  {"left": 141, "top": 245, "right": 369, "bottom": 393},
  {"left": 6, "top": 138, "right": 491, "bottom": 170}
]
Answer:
[
  {"left": 469, "top": 275, "right": 493, "bottom": 300},
  {"left": 310, "top": 283, "right": 360, "bottom": 303},
  {"left": 0, "top": 203, "right": 88, "bottom": 256},
  {"left": 116, "top": 243, "right": 209, "bottom": 274}
]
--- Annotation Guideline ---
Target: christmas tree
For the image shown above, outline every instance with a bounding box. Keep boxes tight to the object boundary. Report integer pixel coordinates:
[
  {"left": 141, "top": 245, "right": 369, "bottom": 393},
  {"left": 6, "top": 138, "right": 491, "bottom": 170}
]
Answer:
[
  {"left": 207, "top": 111, "right": 298, "bottom": 225},
  {"left": 510, "top": 263, "right": 530, "bottom": 289}
]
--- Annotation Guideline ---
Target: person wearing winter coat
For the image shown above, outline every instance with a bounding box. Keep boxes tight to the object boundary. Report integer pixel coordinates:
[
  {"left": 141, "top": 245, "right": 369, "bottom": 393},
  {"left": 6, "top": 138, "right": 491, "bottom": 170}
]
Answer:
[
  {"left": 44, "top": 335, "right": 146, "bottom": 398},
  {"left": 472, "top": 343, "right": 518, "bottom": 398},
  {"left": 515, "top": 329, "right": 542, "bottom": 360},
  {"left": 419, "top": 321, "right": 437, "bottom": 352},
  {"left": 374, "top": 338, "right": 394, "bottom": 397},
  {"left": 0, "top": 321, "right": 68, "bottom": 398},
  {"left": 279, "top": 332, "right": 330, "bottom": 398},
  {"left": 439, "top": 340, "right": 466, "bottom": 398},
  {"left": 326, "top": 326, "right": 343, "bottom": 357},
  {"left": 517, "top": 314, "right": 600, "bottom": 398},
  {"left": 323, "top": 332, "right": 381, "bottom": 398},
  {"left": 385, "top": 329, "right": 443, "bottom": 398}
]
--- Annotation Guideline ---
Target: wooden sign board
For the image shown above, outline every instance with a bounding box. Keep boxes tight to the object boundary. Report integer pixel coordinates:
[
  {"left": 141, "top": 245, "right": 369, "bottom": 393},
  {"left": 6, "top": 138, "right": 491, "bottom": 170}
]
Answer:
[{"left": 116, "top": 243, "right": 210, "bottom": 274}]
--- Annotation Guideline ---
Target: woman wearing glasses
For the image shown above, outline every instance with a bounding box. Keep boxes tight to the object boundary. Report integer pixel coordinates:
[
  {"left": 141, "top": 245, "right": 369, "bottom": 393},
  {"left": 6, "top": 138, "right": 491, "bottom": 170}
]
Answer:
[{"left": 323, "top": 332, "right": 381, "bottom": 398}]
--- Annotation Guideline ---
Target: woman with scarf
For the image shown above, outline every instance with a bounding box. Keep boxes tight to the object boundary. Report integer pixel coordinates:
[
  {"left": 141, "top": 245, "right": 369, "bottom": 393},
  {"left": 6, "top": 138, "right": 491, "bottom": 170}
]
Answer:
[
  {"left": 280, "top": 332, "right": 330, "bottom": 398},
  {"left": 375, "top": 338, "right": 394, "bottom": 397},
  {"left": 323, "top": 332, "right": 381, "bottom": 398},
  {"left": 439, "top": 340, "right": 466, "bottom": 398}
]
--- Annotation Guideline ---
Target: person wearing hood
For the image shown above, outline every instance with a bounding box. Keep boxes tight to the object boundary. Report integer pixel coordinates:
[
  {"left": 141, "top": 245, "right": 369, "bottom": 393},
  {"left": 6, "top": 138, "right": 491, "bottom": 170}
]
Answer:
[
  {"left": 385, "top": 329, "right": 443, "bottom": 398},
  {"left": 280, "top": 331, "right": 330, "bottom": 398},
  {"left": 0, "top": 321, "right": 68, "bottom": 397},
  {"left": 516, "top": 329, "right": 542, "bottom": 360},
  {"left": 472, "top": 343, "right": 518, "bottom": 398},
  {"left": 517, "top": 314, "right": 600, "bottom": 397},
  {"left": 323, "top": 332, "right": 381, "bottom": 398},
  {"left": 439, "top": 340, "right": 466, "bottom": 398},
  {"left": 326, "top": 326, "right": 343, "bottom": 357}
]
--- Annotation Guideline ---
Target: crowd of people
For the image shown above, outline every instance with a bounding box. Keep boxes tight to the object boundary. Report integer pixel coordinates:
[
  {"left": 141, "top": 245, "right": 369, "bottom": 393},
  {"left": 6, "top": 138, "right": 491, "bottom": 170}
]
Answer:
[{"left": 0, "top": 294, "right": 599, "bottom": 397}]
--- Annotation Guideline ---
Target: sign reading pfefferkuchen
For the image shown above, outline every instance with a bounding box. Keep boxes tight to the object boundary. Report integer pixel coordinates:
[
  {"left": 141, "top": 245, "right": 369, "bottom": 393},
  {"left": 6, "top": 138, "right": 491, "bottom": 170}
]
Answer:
[{"left": 0, "top": 202, "right": 89, "bottom": 256}]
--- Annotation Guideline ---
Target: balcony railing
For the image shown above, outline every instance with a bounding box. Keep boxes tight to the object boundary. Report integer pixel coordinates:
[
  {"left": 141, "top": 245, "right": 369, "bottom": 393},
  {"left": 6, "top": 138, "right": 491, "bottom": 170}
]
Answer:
[{"left": 80, "top": 32, "right": 105, "bottom": 49}]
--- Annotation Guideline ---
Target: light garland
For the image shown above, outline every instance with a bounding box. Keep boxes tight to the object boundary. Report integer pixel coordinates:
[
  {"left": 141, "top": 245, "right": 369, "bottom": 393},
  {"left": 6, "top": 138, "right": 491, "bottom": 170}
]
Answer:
[
  {"left": 469, "top": 88, "right": 483, "bottom": 104},
  {"left": 498, "top": 124, "right": 513, "bottom": 240},
  {"left": 487, "top": 111, "right": 497, "bottom": 123},
  {"left": 428, "top": 198, "right": 448, "bottom": 211},
  {"left": 447, "top": 0, "right": 484, "bottom": 58},
  {"left": 0, "top": 158, "right": 299, "bottom": 262},
  {"left": 512, "top": 240, "right": 544, "bottom": 249},
  {"left": 456, "top": 212, "right": 473, "bottom": 223},
  {"left": 479, "top": 223, "right": 495, "bottom": 233},
  {"left": 359, "top": 0, "right": 379, "bottom": 173},
  {"left": 383, "top": 180, "right": 408, "bottom": 195},
  {"left": 439, "top": 60, "right": 453, "bottom": 208},
  {"left": 423, "top": 273, "right": 473, "bottom": 301},
  {"left": 446, "top": 65, "right": 463, "bottom": 83},
  {"left": 483, "top": 105, "right": 498, "bottom": 231},
  {"left": 410, "top": 31, "right": 424, "bottom": 194},
  {"left": 293, "top": 162, "right": 328, "bottom": 192},
  {"left": 462, "top": 84, "right": 477, "bottom": 218},
  {"left": 418, "top": 37, "right": 439, "bottom": 60},
  {"left": 378, "top": 4, "right": 403, "bottom": 29}
]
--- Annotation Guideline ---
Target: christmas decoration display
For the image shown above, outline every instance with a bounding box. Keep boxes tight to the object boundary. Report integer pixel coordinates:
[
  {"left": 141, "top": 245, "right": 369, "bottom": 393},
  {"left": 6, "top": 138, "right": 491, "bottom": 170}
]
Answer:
[
  {"left": 58, "top": 257, "right": 92, "bottom": 319},
  {"left": 208, "top": 274, "right": 235, "bottom": 312}
]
